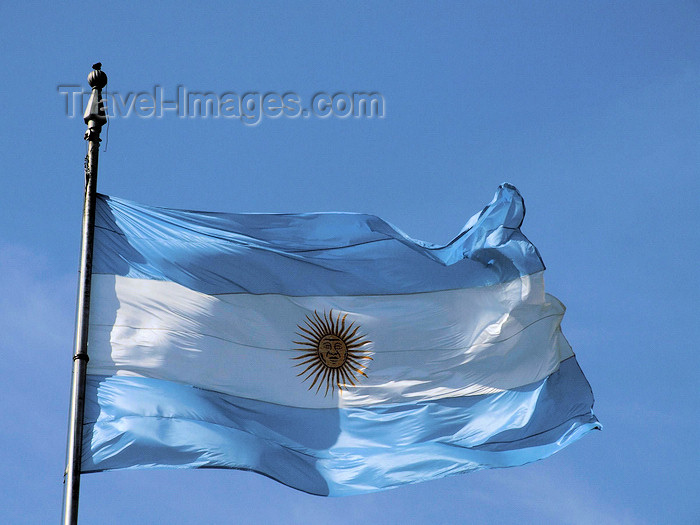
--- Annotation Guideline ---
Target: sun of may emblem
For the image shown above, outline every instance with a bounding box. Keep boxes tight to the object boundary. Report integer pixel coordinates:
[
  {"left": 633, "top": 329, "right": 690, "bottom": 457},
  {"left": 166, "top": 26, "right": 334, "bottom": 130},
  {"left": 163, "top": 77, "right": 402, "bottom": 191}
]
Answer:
[{"left": 293, "top": 309, "right": 372, "bottom": 396}]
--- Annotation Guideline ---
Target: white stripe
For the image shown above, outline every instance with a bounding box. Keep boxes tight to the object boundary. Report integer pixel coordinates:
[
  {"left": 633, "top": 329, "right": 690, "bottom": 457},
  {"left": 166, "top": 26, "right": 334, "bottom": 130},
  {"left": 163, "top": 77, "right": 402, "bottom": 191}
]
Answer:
[{"left": 87, "top": 273, "right": 572, "bottom": 408}]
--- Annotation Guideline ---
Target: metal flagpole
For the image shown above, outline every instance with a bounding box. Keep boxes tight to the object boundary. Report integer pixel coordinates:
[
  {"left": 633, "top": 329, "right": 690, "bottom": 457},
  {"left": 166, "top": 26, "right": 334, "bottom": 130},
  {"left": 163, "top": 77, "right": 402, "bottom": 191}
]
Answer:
[{"left": 62, "top": 63, "right": 107, "bottom": 525}]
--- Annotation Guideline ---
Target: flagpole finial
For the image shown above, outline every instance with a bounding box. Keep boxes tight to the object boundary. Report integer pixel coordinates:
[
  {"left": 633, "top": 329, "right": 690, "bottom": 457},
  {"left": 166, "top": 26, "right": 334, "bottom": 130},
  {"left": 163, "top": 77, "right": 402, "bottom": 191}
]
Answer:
[
  {"left": 87, "top": 62, "right": 107, "bottom": 90},
  {"left": 84, "top": 62, "right": 107, "bottom": 136}
]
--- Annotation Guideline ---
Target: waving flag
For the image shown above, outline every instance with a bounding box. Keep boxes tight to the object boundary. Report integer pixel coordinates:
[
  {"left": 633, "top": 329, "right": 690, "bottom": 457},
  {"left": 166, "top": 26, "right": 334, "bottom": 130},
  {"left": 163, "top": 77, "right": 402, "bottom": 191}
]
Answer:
[{"left": 83, "top": 183, "right": 600, "bottom": 496}]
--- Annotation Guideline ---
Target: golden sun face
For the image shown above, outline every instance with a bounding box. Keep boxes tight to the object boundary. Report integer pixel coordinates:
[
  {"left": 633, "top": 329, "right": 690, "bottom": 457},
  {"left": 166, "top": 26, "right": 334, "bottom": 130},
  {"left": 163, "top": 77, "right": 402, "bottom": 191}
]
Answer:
[{"left": 293, "top": 309, "right": 372, "bottom": 396}]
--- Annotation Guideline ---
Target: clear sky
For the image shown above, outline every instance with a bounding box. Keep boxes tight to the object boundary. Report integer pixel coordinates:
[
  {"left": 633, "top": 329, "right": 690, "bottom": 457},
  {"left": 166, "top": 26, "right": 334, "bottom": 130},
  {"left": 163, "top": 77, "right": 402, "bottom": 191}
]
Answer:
[{"left": 0, "top": 2, "right": 698, "bottom": 524}]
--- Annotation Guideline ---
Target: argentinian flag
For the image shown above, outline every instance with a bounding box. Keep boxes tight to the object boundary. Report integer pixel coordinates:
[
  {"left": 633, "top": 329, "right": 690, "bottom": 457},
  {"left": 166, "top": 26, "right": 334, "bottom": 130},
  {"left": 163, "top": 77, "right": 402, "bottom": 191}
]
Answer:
[{"left": 83, "top": 183, "right": 600, "bottom": 496}]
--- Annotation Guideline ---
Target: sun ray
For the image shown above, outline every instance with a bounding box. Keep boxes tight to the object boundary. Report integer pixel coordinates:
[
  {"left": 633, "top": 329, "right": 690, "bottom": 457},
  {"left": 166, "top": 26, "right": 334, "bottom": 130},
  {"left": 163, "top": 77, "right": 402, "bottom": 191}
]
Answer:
[
  {"left": 292, "top": 353, "right": 316, "bottom": 366},
  {"left": 296, "top": 358, "right": 323, "bottom": 373},
  {"left": 343, "top": 324, "right": 361, "bottom": 343},
  {"left": 304, "top": 365, "right": 325, "bottom": 382},
  {"left": 344, "top": 360, "right": 368, "bottom": 378},
  {"left": 292, "top": 341, "right": 317, "bottom": 349},
  {"left": 292, "top": 352, "right": 318, "bottom": 361},
  {"left": 315, "top": 367, "right": 331, "bottom": 394},
  {"left": 314, "top": 310, "right": 331, "bottom": 334},
  {"left": 304, "top": 314, "right": 324, "bottom": 336},
  {"left": 350, "top": 350, "right": 370, "bottom": 357},
  {"left": 311, "top": 311, "right": 325, "bottom": 331},
  {"left": 324, "top": 371, "right": 334, "bottom": 396},
  {"left": 337, "top": 313, "right": 346, "bottom": 337},
  {"left": 328, "top": 309, "right": 336, "bottom": 333},
  {"left": 291, "top": 355, "right": 318, "bottom": 362},
  {"left": 346, "top": 364, "right": 370, "bottom": 376},
  {"left": 297, "top": 322, "right": 322, "bottom": 337},
  {"left": 308, "top": 365, "right": 327, "bottom": 391},
  {"left": 298, "top": 363, "right": 324, "bottom": 380},
  {"left": 321, "top": 310, "right": 333, "bottom": 334},
  {"left": 295, "top": 329, "right": 318, "bottom": 343},
  {"left": 347, "top": 342, "right": 371, "bottom": 351},
  {"left": 346, "top": 355, "right": 371, "bottom": 367},
  {"left": 338, "top": 366, "right": 355, "bottom": 386},
  {"left": 354, "top": 368, "right": 367, "bottom": 377},
  {"left": 293, "top": 356, "right": 321, "bottom": 368},
  {"left": 334, "top": 369, "right": 343, "bottom": 388},
  {"left": 344, "top": 329, "right": 364, "bottom": 344},
  {"left": 345, "top": 340, "right": 367, "bottom": 350}
]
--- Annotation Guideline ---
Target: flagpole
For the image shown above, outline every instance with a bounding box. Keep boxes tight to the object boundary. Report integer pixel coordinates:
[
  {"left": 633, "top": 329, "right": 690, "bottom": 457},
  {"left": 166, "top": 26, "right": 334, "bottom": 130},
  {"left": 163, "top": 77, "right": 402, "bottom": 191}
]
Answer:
[{"left": 62, "top": 63, "right": 107, "bottom": 525}]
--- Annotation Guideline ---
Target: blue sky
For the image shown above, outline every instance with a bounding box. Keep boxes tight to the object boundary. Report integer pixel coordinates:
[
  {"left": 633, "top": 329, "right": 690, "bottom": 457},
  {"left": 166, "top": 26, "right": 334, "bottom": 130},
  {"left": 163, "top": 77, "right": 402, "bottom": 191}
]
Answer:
[{"left": 1, "top": 2, "right": 698, "bottom": 524}]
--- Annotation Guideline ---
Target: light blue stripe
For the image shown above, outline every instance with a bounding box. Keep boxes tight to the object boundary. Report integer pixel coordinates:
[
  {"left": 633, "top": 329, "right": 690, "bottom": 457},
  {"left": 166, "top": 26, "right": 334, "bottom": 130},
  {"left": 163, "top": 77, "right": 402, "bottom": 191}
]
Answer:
[
  {"left": 82, "top": 357, "right": 600, "bottom": 496},
  {"left": 92, "top": 183, "right": 544, "bottom": 296}
]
